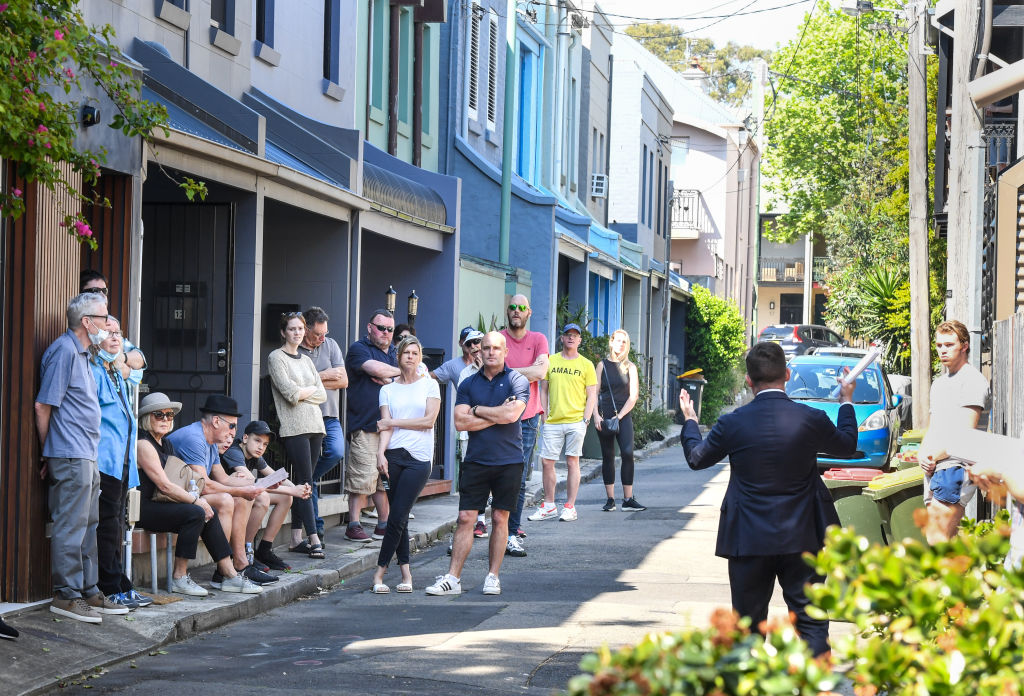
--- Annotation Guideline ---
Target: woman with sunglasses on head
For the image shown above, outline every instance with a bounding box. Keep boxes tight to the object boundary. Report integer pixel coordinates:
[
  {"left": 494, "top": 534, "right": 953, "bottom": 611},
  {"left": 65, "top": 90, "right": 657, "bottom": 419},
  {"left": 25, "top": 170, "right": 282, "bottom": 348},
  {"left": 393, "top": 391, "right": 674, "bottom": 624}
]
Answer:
[
  {"left": 136, "top": 393, "right": 260, "bottom": 595},
  {"left": 267, "top": 313, "right": 328, "bottom": 558},
  {"left": 371, "top": 336, "right": 441, "bottom": 593},
  {"left": 595, "top": 329, "right": 645, "bottom": 512},
  {"left": 89, "top": 316, "right": 150, "bottom": 609}
]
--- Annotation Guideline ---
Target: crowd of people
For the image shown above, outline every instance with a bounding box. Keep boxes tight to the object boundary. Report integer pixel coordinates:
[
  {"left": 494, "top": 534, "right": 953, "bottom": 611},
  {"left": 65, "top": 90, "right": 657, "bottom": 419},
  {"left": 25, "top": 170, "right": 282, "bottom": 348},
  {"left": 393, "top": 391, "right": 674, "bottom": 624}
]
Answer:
[{"left": 3, "top": 277, "right": 646, "bottom": 638}]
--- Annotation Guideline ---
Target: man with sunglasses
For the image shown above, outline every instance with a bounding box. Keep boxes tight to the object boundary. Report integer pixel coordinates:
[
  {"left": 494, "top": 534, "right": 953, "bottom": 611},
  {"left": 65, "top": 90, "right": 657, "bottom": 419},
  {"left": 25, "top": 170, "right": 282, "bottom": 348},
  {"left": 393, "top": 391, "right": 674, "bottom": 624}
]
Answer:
[
  {"left": 79, "top": 269, "right": 146, "bottom": 381},
  {"left": 344, "top": 309, "right": 401, "bottom": 542},
  {"left": 500, "top": 295, "right": 549, "bottom": 556},
  {"left": 166, "top": 395, "right": 277, "bottom": 586},
  {"left": 432, "top": 327, "right": 488, "bottom": 538}
]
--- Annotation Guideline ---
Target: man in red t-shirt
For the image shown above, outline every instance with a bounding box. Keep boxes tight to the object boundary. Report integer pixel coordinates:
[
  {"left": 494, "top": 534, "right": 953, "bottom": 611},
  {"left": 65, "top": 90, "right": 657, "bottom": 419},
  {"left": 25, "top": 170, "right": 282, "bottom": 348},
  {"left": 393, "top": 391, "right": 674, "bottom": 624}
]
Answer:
[{"left": 499, "top": 294, "right": 550, "bottom": 557}]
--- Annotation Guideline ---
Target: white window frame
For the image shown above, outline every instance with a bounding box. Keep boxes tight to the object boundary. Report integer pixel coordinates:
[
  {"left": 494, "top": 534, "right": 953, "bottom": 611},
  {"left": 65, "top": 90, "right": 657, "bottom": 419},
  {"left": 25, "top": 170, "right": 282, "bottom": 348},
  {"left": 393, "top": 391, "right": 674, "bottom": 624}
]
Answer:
[{"left": 465, "top": 2, "right": 482, "bottom": 123}]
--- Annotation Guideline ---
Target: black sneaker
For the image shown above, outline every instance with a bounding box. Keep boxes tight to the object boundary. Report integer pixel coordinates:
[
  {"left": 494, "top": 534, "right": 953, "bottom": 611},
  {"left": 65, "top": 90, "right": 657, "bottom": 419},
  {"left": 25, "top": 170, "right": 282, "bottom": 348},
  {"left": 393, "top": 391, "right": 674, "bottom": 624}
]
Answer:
[
  {"left": 0, "top": 617, "right": 19, "bottom": 641},
  {"left": 622, "top": 497, "right": 647, "bottom": 511},
  {"left": 255, "top": 546, "right": 292, "bottom": 571},
  {"left": 602, "top": 497, "right": 616, "bottom": 512},
  {"left": 242, "top": 565, "right": 279, "bottom": 585}
]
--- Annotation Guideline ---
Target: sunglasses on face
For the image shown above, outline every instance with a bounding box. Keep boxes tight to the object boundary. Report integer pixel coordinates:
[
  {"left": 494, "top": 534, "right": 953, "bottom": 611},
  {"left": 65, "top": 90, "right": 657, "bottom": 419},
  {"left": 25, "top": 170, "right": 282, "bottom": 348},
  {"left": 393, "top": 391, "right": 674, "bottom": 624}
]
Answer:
[
  {"left": 373, "top": 324, "right": 395, "bottom": 333},
  {"left": 508, "top": 304, "right": 529, "bottom": 312},
  {"left": 84, "top": 287, "right": 108, "bottom": 296},
  {"left": 151, "top": 411, "right": 176, "bottom": 421},
  {"left": 215, "top": 415, "right": 237, "bottom": 430},
  {"left": 281, "top": 311, "right": 303, "bottom": 319},
  {"left": 465, "top": 338, "right": 482, "bottom": 346}
]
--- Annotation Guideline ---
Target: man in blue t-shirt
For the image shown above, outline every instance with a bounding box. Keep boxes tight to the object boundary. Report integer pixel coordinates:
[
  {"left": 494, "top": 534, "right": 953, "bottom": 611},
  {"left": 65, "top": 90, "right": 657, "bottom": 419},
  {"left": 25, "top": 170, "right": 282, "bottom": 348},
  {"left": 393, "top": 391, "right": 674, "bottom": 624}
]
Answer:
[
  {"left": 426, "top": 332, "right": 529, "bottom": 598},
  {"left": 343, "top": 308, "right": 400, "bottom": 542}
]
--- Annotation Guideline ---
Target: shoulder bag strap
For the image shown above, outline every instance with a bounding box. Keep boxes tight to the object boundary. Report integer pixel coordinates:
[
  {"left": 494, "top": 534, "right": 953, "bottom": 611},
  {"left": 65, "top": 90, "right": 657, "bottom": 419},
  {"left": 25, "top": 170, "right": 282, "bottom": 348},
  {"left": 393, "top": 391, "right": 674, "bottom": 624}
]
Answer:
[{"left": 603, "top": 361, "right": 618, "bottom": 416}]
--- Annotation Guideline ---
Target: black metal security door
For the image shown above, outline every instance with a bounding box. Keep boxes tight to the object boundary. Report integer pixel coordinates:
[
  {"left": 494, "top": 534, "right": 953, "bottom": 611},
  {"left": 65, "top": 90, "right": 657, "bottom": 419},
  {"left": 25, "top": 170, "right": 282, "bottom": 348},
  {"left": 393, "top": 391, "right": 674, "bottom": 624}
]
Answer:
[{"left": 140, "top": 204, "right": 233, "bottom": 424}]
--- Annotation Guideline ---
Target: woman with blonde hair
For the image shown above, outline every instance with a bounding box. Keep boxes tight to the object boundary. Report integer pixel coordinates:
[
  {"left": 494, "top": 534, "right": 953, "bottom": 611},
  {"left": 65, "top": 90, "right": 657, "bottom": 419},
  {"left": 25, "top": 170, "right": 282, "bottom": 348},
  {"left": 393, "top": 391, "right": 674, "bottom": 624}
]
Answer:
[{"left": 595, "top": 329, "right": 644, "bottom": 512}]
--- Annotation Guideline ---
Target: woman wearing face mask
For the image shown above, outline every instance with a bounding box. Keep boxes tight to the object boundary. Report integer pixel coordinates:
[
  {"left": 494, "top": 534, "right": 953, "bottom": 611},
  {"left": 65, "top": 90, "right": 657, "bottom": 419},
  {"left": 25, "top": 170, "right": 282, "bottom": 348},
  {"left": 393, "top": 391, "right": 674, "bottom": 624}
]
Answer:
[
  {"left": 89, "top": 315, "right": 152, "bottom": 609},
  {"left": 267, "top": 313, "right": 327, "bottom": 558}
]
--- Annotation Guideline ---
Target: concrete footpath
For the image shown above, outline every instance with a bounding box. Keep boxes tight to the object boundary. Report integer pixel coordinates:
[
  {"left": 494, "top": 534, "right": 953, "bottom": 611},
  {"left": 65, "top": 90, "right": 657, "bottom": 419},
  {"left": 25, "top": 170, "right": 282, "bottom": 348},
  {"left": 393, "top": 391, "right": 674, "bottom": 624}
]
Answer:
[{"left": 1, "top": 434, "right": 679, "bottom": 696}]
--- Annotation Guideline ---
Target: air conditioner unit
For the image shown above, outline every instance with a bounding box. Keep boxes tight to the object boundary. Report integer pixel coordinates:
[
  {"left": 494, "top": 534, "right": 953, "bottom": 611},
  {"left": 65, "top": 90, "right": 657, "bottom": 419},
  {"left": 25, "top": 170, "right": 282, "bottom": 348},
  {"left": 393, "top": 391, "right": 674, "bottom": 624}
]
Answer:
[{"left": 591, "top": 173, "right": 608, "bottom": 198}]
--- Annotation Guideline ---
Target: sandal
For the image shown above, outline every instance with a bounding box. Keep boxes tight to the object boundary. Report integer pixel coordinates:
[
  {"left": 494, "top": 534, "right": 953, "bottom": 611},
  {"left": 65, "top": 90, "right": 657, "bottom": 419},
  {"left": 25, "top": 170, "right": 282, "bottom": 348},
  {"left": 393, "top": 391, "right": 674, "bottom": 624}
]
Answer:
[
  {"left": 396, "top": 581, "right": 413, "bottom": 593},
  {"left": 308, "top": 544, "right": 325, "bottom": 559},
  {"left": 372, "top": 583, "right": 390, "bottom": 594},
  {"left": 289, "top": 540, "right": 312, "bottom": 555}
]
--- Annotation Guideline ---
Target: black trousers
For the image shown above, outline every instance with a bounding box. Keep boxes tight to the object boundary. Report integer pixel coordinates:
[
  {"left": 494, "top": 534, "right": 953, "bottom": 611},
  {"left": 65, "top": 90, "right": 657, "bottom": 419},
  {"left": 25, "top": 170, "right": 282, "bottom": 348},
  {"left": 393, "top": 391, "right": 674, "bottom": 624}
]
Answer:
[
  {"left": 377, "top": 448, "right": 431, "bottom": 567},
  {"left": 137, "top": 499, "right": 232, "bottom": 562},
  {"left": 97, "top": 469, "right": 133, "bottom": 596},
  {"left": 283, "top": 432, "right": 323, "bottom": 537},
  {"left": 727, "top": 553, "right": 829, "bottom": 656},
  {"left": 598, "top": 413, "right": 635, "bottom": 487}
]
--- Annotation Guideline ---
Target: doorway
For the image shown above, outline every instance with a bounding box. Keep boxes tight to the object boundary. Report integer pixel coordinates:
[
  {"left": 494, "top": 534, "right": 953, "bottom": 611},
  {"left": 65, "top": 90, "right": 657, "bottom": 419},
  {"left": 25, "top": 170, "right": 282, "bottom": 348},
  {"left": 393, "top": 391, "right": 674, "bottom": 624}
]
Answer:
[{"left": 139, "top": 204, "right": 233, "bottom": 423}]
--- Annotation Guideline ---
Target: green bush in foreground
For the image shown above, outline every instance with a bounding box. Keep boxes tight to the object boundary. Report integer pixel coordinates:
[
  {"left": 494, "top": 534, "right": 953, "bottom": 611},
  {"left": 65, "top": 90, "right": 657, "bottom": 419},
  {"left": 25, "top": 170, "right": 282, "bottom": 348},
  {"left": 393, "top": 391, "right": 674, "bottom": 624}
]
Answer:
[{"left": 568, "top": 512, "right": 1024, "bottom": 695}]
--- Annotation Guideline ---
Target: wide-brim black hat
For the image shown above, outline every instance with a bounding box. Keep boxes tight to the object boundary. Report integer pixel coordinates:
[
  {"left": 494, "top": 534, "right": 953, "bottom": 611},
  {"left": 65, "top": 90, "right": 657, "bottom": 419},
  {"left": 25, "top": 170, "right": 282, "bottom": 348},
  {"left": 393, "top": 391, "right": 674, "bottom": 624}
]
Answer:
[{"left": 198, "top": 394, "right": 242, "bottom": 417}]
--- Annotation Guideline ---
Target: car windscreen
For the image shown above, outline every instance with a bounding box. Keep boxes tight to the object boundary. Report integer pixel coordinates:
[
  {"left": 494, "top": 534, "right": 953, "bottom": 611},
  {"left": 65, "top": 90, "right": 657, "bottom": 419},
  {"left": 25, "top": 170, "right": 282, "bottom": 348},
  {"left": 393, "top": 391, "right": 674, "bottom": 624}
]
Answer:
[
  {"left": 785, "top": 363, "right": 884, "bottom": 404},
  {"left": 760, "top": 327, "right": 793, "bottom": 340}
]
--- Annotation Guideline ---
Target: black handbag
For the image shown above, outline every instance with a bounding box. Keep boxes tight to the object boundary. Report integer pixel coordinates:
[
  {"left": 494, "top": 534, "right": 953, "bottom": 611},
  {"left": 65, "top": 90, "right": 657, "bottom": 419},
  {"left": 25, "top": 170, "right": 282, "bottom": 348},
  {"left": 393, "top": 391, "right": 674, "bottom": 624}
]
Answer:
[{"left": 601, "top": 363, "right": 620, "bottom": 434}]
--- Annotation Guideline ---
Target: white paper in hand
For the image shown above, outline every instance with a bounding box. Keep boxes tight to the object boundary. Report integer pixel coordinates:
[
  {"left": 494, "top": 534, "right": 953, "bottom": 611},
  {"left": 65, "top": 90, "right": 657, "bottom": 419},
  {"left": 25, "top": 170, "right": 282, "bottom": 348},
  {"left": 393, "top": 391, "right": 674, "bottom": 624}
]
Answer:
[{"left": 255, "top": 467, "right": 288, "bottom": 489}]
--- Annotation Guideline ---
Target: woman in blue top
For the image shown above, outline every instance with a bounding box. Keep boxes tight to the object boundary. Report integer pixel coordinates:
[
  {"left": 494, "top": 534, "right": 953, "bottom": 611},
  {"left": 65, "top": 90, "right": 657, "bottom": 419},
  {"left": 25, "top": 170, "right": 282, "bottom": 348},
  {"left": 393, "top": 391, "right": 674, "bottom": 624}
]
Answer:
[{"left": 89, "top": 316, "right": 151, "bottom": 609}]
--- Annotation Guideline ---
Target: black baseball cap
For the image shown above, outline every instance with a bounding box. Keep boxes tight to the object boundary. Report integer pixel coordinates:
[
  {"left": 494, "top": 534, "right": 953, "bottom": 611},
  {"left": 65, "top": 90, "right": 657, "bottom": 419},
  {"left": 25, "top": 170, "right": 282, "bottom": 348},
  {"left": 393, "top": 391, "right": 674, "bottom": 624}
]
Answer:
[{"left": 243, "top": 420, "right": 273, "bottom": 436}]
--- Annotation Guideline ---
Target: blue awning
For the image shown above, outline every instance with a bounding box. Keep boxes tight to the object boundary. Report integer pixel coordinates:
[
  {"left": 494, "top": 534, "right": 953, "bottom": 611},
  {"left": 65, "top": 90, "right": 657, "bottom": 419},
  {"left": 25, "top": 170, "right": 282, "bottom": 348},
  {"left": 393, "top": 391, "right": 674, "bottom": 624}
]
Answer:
[
  {"left": 142, "top": 86, "right": 249, "bottom": 153},
  {"left": 264, "top": 141, "right": 336, "bottom": 184}
]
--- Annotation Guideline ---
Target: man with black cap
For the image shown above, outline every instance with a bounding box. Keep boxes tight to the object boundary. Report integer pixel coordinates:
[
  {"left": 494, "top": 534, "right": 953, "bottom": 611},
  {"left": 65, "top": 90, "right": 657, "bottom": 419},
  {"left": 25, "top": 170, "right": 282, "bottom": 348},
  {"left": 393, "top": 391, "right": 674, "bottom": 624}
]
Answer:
[
  {"left": 221, "top": 420, "right": 313, "bottom": 571},
  {"left": 432, "top": 326, "right": 489, "bottom": 538},
  {"left": 167, "top": 395, "right": 277, "bottom": 585}
]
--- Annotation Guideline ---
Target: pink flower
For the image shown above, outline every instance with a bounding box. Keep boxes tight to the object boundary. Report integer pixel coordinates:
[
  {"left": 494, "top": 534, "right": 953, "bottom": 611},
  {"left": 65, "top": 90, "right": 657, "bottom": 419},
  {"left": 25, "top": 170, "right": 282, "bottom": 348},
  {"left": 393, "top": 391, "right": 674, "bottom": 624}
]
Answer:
[
  {"left": 110, "top": 61, "right": 119, "bottom": 68},
  {"left": 54, "top": 29, "right": 64, "bottom": 41},
  {"left": 0, "top": 3, "right": 9, "bottom": 11},
  {"left": 38, "top": 102, "right": 45, "bottom": 111},
  {"left": 27, "top": 138, "right": 34, "bottom": 146},
  {"left": 28, "top": 51, "right": 36, "bottom": 60},
  {"left": 44, "top": 142, "right": 51, "bottom": 149},
  {"left": 36, "top": 124, "right": 48, "bottom": 133},
  {"left": 12, "top": 188, "right": 22, "bottom": 198},
  {"left": 59, "top": 220, "right": 68, "bottom": 228},
  {"left": 64, "top": 68, "right": 74, "bottom": 78}
]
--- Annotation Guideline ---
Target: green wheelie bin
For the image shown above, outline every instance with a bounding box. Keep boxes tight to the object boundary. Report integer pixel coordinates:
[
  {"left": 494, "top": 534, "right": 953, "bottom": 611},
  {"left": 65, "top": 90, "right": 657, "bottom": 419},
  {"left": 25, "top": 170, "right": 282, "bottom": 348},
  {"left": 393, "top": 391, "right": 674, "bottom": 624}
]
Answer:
[
  {"left": 821, "top": 468, "right": 887, "bottom": 546},
  {"left": 861, "top": 468, "right": 926, "bottom": 544}
]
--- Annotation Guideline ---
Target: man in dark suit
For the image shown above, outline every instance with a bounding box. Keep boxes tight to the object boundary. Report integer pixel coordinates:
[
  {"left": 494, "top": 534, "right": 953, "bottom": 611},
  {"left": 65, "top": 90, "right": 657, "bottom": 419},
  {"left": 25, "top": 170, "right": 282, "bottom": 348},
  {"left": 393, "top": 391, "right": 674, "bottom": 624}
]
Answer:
[{"left": 679, "top": 342, "right": 857, "bottom": 656}]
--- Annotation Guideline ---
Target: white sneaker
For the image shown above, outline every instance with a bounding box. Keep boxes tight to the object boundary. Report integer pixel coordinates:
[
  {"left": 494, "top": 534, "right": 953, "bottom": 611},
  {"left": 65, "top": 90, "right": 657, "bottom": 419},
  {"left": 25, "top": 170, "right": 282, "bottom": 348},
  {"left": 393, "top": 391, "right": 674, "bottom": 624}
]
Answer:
[
  {"left": 527, "top": 502, "right": 558, "bottom": 521},
  {"left": 559, "top": 506, "right": 578, "bottom": 522},
  {"left": 170, "top": 574, "right": 209, "bottom": 597},
  {"left": 219, "top": 573, "right": 263, "bottom": 594},
  {"left": 505, "top": 535, "right": 527, "bottom": 557},
  {"left": 425, "top": 574, "right": 462, "bottom": 596},
  {"left": 482, "top": 573, "right": 501, "bottom": 595}
]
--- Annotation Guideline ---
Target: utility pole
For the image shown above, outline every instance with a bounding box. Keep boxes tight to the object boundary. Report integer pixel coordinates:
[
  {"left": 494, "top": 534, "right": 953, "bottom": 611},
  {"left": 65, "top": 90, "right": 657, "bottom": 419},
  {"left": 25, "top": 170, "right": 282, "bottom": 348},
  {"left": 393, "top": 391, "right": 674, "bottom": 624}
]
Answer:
[
  {"left": 498, "top": 0, "right": 518, "bottom": 265},
  {"left": 907, "top": 0, "right": 931, "bottom": 425},
  {"left": 946, "top": 0, "right": 984, "bottom": 363}
]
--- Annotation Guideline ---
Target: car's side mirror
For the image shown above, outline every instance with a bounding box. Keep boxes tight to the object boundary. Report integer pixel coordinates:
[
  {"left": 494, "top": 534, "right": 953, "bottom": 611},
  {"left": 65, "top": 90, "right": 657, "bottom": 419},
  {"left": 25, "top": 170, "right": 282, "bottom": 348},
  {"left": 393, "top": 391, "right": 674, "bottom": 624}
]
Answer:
[
  {"left": 892, "top": 394, "right": 903, "bottom": 407},
  {"left": 841, "top": 339, "right": 849, "bottom": 347}
]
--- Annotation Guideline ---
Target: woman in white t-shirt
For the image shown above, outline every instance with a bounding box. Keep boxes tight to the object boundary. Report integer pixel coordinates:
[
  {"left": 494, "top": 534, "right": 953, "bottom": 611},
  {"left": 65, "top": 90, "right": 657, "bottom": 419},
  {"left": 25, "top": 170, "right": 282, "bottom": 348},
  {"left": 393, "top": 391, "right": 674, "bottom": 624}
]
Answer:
[{"left": 371, "top": 336, "right": 441, "bottom": 593}]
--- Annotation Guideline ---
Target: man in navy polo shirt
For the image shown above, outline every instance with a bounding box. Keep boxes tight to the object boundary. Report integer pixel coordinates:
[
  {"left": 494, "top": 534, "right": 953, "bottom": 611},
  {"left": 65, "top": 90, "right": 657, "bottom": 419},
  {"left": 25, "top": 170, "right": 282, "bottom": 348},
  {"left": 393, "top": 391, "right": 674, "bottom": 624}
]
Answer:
[{"left": 426, "top": 332, "right": 529, "bottom": 597}]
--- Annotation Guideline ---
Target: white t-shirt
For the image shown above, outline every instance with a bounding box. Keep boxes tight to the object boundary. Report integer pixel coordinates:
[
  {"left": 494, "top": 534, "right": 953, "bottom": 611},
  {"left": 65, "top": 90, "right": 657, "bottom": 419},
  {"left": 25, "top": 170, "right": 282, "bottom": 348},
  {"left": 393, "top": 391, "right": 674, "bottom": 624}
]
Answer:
[{"left": 379, "top": 376, "right": 441, "bottom": 461}]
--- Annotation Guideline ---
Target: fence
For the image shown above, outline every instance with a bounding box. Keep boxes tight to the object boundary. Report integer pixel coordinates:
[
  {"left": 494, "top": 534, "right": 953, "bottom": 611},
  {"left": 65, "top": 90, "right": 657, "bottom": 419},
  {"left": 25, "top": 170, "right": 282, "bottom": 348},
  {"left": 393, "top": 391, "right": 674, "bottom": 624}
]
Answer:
[{"left": 990, "top": 311, "right": 1024, "bottom": 438}]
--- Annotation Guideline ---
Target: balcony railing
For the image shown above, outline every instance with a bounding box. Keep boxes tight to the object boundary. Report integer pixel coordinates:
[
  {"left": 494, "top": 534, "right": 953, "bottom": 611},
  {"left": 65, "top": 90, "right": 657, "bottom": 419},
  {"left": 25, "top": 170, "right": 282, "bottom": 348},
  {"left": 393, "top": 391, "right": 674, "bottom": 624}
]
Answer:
[
  {"left": 671, "top": 189, "right": 714, "bottom": 240},
  {"left": 758, "top": 256, "right": 830, "bottom": 283}
]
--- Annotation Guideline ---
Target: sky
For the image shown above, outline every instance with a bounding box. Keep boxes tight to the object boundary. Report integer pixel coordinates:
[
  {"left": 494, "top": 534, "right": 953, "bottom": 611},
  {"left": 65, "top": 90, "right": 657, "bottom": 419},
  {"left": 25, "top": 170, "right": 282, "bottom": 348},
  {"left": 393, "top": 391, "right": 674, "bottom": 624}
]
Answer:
[{"left": 590, "top": 0, "right": 816, "bottom": 51}]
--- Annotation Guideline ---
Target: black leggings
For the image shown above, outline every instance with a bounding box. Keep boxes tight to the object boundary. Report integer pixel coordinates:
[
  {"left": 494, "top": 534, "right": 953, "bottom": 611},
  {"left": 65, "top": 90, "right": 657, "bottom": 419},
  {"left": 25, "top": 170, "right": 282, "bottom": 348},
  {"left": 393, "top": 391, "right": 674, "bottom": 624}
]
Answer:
[
  {"left": 376, "top": 448, "right": 431, "bottom": 567},
  {"left": 97, "top": 470, "right": 133, "bottom": 596},
  {"left": 137, "top": 499, "right": 232, "bottom": 562},
  {"left": 598, "top": 413, "right": 635, "bottom": 487},
  {"left": 283, "top": 432, "right": 323, "bottom": 537}
]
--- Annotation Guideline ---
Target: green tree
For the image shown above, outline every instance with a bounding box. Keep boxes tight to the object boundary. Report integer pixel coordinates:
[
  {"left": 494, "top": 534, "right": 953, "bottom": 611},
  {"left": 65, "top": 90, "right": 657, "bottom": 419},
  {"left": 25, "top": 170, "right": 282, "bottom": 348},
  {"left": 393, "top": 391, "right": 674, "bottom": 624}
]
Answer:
[
  {"left": 684, "top": 284, "right": 746, "bottom": 423},
  {"left": 0, "top": 1, "right": 174, "bottom": 246},
  {"left": 625, "top": 23, "right": 771, "bottom": 107}
]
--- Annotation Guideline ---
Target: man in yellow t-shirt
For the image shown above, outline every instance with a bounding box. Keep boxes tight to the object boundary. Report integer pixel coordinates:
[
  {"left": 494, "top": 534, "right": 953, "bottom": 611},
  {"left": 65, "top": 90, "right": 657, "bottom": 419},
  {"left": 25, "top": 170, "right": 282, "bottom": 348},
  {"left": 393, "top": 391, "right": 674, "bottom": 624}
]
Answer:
[{"left": 529, "top": 323, "right": 597, "bottom": 523}]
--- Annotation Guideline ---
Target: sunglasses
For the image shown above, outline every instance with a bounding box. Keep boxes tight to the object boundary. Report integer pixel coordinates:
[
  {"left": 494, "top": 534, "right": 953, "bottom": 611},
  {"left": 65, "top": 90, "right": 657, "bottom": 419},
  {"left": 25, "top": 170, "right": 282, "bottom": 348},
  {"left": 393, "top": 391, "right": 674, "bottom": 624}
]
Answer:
[
  {"left": 373, "top": 323, "right": 395, "bottom": 333},
  {"left": 281, "top": 311, "right": 303, "bottom": 318},
  {"left": 508, "top": 304, "right": 529, "bottom": 312},
  {"left": 466, "top": 339, "right": 482, "bottom": 346},
  {"left": 151, "top": 410, "right": 176, "bottom": 421},
  {"left": 84, "top": 287, "right": 108, "bottom": 296},
  {"left": 214, "top": 415, "right": 237, "bottom": 430}
]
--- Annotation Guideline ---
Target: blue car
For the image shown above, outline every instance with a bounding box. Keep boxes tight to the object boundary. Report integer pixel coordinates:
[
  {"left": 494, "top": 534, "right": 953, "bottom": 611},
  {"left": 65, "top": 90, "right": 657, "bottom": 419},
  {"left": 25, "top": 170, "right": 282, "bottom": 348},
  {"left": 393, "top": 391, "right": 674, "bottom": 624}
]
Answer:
[{"left": 784, "top": 355, "right": 903, "bottom": 469}]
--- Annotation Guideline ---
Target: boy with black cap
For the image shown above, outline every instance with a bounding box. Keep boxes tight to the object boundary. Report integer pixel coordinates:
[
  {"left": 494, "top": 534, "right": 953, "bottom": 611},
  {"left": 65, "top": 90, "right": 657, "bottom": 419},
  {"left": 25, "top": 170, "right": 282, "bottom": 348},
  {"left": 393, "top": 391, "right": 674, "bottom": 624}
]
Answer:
[{"left": 221, "top": 420, "right": 313, "bottom": 571}]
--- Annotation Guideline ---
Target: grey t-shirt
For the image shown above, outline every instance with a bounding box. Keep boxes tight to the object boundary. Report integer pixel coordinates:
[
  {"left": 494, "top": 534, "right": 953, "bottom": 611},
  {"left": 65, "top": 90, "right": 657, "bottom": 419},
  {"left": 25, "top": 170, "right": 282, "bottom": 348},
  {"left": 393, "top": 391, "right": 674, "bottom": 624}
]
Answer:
[
  {"left": 930, "top": 362, "right": 990, "bottom": 470},
  {"left": 298, "top": 337, "right": 345, "bottom": 419},
  {"left": 433, "top": 356, "right": 469, "bottom": 385}
]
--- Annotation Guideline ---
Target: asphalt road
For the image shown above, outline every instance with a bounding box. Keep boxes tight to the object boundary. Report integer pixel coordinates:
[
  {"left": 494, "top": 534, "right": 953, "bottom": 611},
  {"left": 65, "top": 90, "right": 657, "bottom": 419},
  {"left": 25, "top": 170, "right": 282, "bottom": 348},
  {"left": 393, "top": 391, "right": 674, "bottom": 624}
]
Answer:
[{"left": 75, "top": 444, "right": 730, "bottom": 696}]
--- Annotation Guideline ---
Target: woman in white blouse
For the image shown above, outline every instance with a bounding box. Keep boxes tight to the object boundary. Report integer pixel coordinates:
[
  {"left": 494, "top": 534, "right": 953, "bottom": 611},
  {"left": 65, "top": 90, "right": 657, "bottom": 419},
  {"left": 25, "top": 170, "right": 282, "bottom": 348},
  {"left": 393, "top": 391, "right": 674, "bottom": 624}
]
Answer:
[
  {"left": 371, "top": 335, "right": 441, "bottom": 593},
  {"left": 267, "top": 312, "right": 327, "bottom": 559}
]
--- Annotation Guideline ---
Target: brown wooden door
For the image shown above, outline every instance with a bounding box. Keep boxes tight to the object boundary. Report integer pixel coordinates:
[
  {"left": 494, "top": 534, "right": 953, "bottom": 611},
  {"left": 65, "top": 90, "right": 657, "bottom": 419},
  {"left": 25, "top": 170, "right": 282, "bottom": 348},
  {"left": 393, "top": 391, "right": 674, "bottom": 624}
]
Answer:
[{"left": 139, "top": 204, "right": 233, "bottom": 423}]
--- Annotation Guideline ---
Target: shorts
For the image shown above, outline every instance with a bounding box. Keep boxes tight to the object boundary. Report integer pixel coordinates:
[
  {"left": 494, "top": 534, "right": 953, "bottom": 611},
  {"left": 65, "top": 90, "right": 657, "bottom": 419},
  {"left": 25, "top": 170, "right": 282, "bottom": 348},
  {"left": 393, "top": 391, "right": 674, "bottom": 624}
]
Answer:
[
  {"left": 540, "top": 421, "right": 587, "bottom": 460},
  {"left": 459, "top": 461, "right": 524, "bottom": 512},
  {"left": 345, "top": 430, "right": 382, "bottom": 495},
  {"left": 929, "top": 465, "right": 977, "bottom": 506}
]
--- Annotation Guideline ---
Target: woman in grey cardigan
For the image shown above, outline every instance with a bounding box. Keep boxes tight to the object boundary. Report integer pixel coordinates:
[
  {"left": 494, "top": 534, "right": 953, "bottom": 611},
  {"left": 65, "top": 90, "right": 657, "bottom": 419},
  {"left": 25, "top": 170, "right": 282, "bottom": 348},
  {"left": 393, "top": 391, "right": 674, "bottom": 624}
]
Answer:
[{"left": 268, "top": 312, "right": 327, "bottom": 558}]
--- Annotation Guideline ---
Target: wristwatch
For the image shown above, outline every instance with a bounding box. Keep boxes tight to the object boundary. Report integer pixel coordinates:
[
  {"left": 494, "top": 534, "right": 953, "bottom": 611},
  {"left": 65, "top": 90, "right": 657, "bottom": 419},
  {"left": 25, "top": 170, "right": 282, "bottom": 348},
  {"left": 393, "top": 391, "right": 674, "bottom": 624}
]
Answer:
[{"left": 472, "top": 405, "right": 479, "bottom": 417}]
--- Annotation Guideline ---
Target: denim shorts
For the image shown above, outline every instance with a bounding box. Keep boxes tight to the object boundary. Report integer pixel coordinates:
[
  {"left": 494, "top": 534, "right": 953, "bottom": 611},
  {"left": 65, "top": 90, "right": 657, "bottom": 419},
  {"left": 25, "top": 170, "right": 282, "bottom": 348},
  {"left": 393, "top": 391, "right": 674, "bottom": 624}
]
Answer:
[{"left": 930, "top": 465, "right": 977, "bottom": 506}]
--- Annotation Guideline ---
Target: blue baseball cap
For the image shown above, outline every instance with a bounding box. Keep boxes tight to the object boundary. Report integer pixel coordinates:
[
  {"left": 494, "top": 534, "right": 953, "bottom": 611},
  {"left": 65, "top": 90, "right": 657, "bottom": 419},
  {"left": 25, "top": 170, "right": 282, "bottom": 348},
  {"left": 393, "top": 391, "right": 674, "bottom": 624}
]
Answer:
[{"left": 562, "top": 323, "right": 583, "bottom": 335}]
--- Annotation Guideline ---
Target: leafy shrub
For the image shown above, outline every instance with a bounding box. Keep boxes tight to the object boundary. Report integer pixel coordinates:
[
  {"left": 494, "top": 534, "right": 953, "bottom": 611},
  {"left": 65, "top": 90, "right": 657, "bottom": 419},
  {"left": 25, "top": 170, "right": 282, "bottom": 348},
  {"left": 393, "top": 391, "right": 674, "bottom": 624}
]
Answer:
[
  {"left": 631, "top": 408, "right": 674, "bottom": 449},
  {"left": 684, "top": 285, "right": 747, "bottom": 424}
]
